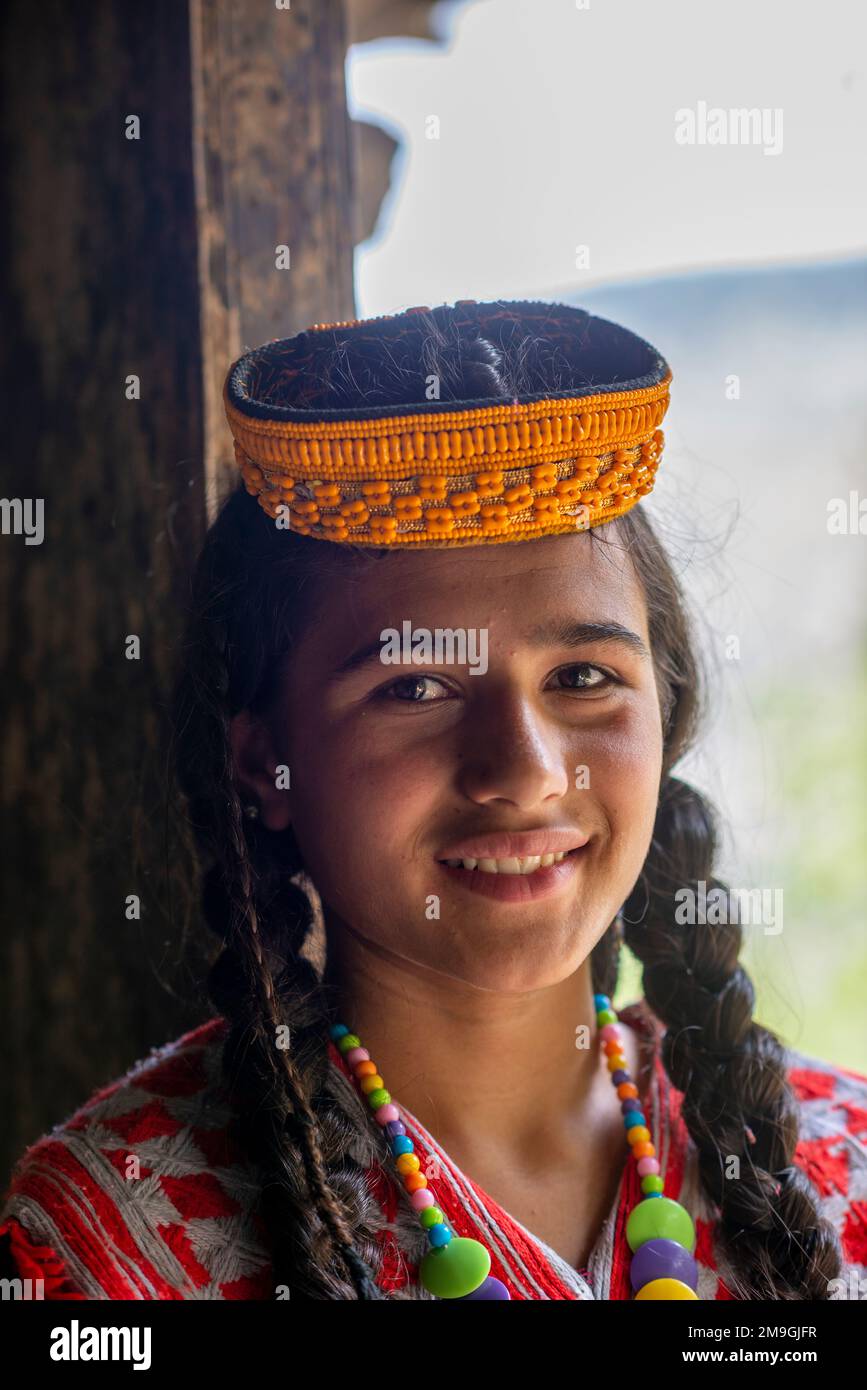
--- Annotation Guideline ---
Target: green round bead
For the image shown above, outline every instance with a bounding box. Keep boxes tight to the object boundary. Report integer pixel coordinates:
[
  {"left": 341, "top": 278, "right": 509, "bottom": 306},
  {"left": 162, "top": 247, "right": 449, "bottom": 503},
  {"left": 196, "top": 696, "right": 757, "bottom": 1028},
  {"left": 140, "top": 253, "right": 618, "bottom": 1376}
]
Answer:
[
  {"left": 337, "top": 1033, "right": 361, "bottom": 1053},
  {"left": 641, "top": 1174, "right": 664, "bottom": 1194},
  {"left": 626, "top": 1196, "right": 695, "bottom": 1253},
  {"left": 419, "top": 1206, "right": 444, "bottom": 1229},
  {"left": 596, "top": 1008, "right": 617, "bottom": 1026},
  {"left": 367, "top": 1087, "right": 390, "bottom": 1108},
  {"left": 419, "top": 1236, "right": 491, "bottom": 1299}
]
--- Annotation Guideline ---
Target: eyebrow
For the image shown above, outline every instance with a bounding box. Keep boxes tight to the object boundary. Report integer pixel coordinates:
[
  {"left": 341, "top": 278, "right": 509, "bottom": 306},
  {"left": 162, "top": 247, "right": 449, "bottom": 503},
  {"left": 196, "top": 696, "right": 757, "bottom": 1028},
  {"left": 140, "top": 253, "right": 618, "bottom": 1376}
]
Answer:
[
  {"left": 528, "top": 617, "right": 650, "bottom": 659},
  {"left": 331, "top": 616, "right": 650, "bottom": 679}
]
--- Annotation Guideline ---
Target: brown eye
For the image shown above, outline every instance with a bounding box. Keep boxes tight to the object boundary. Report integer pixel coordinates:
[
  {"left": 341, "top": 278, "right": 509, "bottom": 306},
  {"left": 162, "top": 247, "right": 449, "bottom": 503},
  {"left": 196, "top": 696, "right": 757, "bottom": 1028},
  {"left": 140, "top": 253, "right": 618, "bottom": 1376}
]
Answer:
[
  {"left": 551, "top": 663, "right": 615, "bottom": 691},
  {"left": 381, "top": 674, "right": 451, "bottom": 702}
]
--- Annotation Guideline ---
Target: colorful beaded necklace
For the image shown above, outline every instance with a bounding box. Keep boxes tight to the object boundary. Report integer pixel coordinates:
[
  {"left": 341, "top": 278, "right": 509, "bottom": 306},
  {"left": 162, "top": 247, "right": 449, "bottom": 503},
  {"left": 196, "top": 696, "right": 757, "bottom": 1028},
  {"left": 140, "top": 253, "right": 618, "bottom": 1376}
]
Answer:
[{"left": 330, "top": 993, "right": 700, "bottom": 1299}]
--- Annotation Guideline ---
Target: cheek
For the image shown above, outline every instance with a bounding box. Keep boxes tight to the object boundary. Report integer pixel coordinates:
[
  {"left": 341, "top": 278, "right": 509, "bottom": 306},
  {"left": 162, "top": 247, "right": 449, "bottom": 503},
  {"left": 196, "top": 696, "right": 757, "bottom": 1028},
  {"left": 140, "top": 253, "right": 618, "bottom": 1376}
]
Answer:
[
  {"left": 585, "top": 702, "right": 663, "bottom": 850},
  {"left": 285, "top": 719, "right": 445, "bottom": 895}
]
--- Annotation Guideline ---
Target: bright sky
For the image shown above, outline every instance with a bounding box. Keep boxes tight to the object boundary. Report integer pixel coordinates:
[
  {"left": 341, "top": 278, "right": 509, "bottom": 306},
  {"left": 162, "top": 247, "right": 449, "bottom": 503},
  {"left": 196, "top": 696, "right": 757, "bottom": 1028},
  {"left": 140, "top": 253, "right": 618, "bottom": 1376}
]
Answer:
[{"left": 347, "top": 0, "right": 867, "bottom": 315}]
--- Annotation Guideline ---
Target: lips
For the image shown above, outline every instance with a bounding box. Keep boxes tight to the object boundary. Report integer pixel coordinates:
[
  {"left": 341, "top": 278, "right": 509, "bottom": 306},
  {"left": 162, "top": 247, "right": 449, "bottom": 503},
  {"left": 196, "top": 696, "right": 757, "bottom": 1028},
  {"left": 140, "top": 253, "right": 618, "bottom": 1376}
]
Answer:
[
  {"left": 436, "top": 845, "right": 586, "bottom": 903},
  {"left": 434, "top": 827, "right": 591, "bottom": 901}
]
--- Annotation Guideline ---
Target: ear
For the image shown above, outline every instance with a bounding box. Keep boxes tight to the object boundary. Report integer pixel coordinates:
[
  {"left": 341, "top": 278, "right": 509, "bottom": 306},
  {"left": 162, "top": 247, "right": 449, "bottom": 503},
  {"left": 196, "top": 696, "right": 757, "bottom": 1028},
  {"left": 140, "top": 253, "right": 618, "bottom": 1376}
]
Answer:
[{"left": 228, "top": 708, "right": 292, "bottom": 832}]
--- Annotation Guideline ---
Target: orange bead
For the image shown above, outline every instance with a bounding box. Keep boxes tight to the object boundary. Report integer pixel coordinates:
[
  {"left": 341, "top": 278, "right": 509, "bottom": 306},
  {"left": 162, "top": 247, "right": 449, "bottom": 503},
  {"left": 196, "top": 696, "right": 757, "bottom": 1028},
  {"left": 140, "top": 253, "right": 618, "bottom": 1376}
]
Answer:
[
  {"left": 339, "top": 499, "right": 370, "bottom": 524},
  {"left": 617, "top": 1082, "right": 639, "bottom": 1100},
  {"left": 531, "top": 463, "right": 557, "bottom": 487},
  {"left": 555, "top": 477, "right": 582, "bottom": 499},
  {"left": 626, "top": 1125, "right": 651, "bottom": 1145},
  {"left": 425, "top": 507, "right": 455, "bottom": 533},
  {"left": 532, "top": 498, "right": 560, "bottom": 519},
  {"left": 394, "top": 495, "right": 423, "bottom": 520},
  {"left": 354, "top": 1061, "right": 377, "bottom": 1078},
  {"left": 314, "top": 482, "right": 340, "bottom": 504},
  {"left": 404, "top": 1172, "right": 428, "bottom": 1193},
  {"left": 369, "top": 516, "right": 398, "bottom": 542},
  {"left": 418, "top": 475, "right": 447, "bottom": 500},
  {"left": 449, "top": 491, "right": 480, "bottom": 516},
  {"left": 632, "top": 1141, "right": 656, "bottom": 1159}
]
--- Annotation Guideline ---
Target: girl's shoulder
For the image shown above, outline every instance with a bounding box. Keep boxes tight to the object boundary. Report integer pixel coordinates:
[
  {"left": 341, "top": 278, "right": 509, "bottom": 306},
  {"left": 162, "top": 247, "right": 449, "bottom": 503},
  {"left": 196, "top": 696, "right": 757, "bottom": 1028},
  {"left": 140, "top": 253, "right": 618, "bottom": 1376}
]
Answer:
[
  {"left": 779, "top": 1041, "right": 867, "bottom": 1294},
  {"left": 622, "top": 995, "right": 867, "bottom": 1147},
  {"left": 0, "top": 1017, "right": 274, "bottom": 1300},
  {"left": 783, "top": 1040, "right": 867, "bottom": 1136}
]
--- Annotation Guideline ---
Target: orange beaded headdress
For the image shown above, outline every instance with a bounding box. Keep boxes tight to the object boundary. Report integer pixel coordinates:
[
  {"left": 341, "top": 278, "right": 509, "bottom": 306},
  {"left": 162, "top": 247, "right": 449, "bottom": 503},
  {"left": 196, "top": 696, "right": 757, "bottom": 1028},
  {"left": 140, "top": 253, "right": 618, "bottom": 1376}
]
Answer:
[{"left": 223, "top": 300, "right": 671, "bottom": 548}]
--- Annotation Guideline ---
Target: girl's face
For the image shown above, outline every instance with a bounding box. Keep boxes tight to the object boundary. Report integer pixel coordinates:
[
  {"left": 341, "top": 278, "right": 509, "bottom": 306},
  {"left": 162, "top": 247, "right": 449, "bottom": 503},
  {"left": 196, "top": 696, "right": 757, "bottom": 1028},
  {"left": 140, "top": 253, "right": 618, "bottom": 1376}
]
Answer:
[{"left": 236, "top": 530, "right": 664, "bottom": 993}]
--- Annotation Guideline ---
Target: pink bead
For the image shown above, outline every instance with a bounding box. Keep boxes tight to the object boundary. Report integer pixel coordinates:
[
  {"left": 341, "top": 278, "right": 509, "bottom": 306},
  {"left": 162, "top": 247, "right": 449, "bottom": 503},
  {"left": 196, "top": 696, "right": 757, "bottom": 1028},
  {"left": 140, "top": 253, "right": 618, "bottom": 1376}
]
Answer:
[
  {"left": 411, "top": 1189, "right": 435, "bottom": 1210},
  {"left": 375, "top": 1103, "right": 400, "bottom": 1124},
  {"left": 600, "top": 1024, "right": 622, "bottom": 1044},
  {"left": 637, "top": 1157, "right": 660, "bottom": 1176},
  {"left": 346, "top": 1047, "right": 369, "bottom": 1066}
]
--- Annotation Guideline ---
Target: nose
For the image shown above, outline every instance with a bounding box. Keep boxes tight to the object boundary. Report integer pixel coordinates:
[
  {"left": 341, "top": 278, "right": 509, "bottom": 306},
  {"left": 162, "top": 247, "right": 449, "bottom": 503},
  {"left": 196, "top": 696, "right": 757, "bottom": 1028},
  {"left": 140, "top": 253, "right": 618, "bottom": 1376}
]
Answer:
[{"left": 456, "top": 684, "right": 570, "bottom": 809}]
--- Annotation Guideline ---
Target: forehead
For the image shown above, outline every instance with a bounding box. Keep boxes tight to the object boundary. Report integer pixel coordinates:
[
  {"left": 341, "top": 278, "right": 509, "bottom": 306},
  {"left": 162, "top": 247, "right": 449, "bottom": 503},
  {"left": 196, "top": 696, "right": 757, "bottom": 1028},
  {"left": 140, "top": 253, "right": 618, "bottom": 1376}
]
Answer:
[{"left": 291, "top": 529, "right": 648, "bottom": 663}]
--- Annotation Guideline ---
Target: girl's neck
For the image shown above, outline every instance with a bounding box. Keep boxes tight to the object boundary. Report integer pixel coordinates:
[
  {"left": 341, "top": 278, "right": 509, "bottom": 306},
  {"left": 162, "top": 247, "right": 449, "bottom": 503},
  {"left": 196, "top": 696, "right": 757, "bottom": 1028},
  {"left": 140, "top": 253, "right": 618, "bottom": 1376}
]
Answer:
[{"left": 320, "top": 911, "right": 643, "bottom": 1166}]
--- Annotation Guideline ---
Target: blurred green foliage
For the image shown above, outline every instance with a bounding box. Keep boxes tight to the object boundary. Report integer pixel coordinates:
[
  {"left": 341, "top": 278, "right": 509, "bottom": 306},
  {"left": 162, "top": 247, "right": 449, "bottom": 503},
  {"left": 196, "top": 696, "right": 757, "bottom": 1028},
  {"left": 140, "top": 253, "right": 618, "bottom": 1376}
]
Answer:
[{"left": 615, "top": 640, "right": 867, "bottom": 1072}]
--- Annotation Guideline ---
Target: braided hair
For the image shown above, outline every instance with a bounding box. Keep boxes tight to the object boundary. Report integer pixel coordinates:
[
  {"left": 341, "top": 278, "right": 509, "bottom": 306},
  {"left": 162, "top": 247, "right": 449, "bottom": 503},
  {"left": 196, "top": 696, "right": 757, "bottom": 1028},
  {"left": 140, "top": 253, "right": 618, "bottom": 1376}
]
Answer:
[{"left": 171, "top": 307, "right": 842, "bottom": 1300}]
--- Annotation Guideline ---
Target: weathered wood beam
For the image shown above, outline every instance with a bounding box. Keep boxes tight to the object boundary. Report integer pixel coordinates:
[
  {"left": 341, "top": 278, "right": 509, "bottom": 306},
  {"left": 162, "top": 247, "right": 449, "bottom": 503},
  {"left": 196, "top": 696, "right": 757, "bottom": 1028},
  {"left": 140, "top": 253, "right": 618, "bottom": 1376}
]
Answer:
[
  {"left": 0, "top": 0, "right": 357, "bottom": 1182},
  {"left": 189, "top": 0, "right": 357, "bottom": 516}
]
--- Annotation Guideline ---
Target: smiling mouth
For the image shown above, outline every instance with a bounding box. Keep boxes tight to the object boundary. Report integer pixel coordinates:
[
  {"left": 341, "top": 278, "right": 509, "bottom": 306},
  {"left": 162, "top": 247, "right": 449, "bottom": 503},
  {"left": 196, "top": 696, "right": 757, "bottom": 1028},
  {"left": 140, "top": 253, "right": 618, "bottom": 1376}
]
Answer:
[{"left": 436, "top": 848, "right": 580, "bottom": 876}]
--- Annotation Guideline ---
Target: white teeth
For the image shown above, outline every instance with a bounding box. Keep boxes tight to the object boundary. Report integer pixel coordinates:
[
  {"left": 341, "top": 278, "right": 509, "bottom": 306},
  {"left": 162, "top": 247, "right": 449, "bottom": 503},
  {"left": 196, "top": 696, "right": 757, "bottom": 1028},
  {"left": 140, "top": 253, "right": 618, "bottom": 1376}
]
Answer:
[
  {"left": 442, "top": 850, "right": 570, "bottom": 874},
  {"left": 496, "top": 858, "right": 523, "bottom": 874}
]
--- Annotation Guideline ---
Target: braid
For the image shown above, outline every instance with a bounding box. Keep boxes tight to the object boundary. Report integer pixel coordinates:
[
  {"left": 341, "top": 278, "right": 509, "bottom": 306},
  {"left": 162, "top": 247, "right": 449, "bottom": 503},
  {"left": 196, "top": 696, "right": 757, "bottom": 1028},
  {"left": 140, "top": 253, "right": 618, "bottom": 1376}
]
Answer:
[
  {"left": 216, "top": 792, "right": 382, "bottom": 1299},
  {"left": 173, "top": 507, "right": 385, "bottom": 1299},
  {"left": 621, "top": 775, "right": 842, "bottom": 1299}
]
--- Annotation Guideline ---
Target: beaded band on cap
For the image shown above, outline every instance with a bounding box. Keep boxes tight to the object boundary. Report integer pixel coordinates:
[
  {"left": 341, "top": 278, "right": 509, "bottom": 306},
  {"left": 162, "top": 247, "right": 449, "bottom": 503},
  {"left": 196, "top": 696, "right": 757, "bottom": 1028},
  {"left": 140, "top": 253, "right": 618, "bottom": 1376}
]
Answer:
[{"left": 223, "top": 300, "right": 672, "bottom": 548}]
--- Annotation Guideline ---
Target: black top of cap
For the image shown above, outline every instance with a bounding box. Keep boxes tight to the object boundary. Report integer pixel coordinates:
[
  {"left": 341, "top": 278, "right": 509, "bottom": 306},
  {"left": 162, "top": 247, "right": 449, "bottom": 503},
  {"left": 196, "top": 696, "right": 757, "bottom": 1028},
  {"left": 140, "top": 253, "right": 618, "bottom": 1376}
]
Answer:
[{"left": 226, "top": 299, "right": 670, "bottom": 426}]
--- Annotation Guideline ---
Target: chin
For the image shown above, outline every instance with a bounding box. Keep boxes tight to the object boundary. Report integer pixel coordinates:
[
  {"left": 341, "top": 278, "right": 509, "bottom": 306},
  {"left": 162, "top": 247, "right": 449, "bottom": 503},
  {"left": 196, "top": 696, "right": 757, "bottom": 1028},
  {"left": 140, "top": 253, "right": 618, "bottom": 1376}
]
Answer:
[{"left": 443, "top": 928, "right": 595, "bottom": 995}]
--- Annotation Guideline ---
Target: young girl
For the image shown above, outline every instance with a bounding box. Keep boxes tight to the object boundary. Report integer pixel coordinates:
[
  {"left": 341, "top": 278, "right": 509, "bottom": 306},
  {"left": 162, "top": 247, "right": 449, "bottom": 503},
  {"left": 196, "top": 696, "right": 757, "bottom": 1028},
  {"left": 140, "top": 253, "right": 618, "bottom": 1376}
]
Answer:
[{"left": 2, "top": 300, "right": 866, "bottom": 1301}]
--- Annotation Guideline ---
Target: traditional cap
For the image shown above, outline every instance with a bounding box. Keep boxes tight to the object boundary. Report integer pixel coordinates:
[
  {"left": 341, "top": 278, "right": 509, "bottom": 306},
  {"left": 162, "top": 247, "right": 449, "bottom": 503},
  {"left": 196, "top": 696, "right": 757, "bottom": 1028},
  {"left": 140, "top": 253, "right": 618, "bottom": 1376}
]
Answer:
[{"left": 223, "top": 300, "right": 671, "bottom": 548}]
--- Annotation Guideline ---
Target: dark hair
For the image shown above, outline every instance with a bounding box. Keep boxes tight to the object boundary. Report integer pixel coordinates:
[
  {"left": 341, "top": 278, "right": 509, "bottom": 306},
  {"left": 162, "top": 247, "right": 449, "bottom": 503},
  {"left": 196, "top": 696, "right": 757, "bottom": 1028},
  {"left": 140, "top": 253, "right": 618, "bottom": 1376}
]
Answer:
[{"left": 172, "top": 307, "right": 842, "bottom": 1299}]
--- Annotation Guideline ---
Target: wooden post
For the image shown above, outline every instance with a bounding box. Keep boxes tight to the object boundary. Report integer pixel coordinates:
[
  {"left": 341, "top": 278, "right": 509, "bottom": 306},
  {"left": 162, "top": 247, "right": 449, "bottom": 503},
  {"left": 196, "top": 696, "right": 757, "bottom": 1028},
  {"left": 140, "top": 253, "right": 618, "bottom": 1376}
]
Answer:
[
  {"left": 0, "top": 0, "right": 356, "bottom": 1181},
  {"left": 189, "top": 0, "right": 357, "bottom": 516}
]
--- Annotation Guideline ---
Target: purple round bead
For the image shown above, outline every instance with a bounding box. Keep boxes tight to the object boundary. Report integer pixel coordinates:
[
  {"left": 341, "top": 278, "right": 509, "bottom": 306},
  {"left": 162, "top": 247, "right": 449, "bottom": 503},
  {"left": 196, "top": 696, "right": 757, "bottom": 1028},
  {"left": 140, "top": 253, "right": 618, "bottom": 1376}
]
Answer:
[
  {"left": 384, "top": 1120, "right": 406, "bottom": 1138},
  {"left": 455, "top": 1276, "right": 511, "bottom": 1300},
  {"left": 612, "top": 1069, "right": 630, "bottom": 1085},
  {"left": 630, "top": 1237, "right": 699, "bottom": 1293}
]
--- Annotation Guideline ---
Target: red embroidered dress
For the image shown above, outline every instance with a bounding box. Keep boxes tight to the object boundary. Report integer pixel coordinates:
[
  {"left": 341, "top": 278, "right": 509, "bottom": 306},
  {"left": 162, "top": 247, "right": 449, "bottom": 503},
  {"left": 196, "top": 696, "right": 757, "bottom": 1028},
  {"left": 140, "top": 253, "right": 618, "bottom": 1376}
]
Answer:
[{"left": 2, "top": 1000, "right": 866, "bottom": 1300}]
